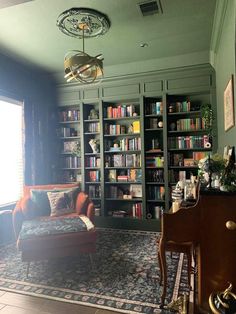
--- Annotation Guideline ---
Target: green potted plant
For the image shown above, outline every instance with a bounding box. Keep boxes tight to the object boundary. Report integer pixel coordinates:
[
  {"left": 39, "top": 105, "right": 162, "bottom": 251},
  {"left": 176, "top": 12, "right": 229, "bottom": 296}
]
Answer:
[{"left": 200, "top": 103, "right": 213, "bottom": 135}]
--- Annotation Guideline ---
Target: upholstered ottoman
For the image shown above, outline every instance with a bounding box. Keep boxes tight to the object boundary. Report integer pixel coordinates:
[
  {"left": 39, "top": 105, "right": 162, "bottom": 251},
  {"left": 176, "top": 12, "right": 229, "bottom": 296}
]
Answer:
[{"left": 17, "top": 214, "right": 96, "bottom": 261}]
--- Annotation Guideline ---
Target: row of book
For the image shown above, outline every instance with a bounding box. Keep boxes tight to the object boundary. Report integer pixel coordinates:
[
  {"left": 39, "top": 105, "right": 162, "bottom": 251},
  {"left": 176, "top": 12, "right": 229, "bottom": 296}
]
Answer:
[
  {"left": 59, "top": 109, "right": 80, "bottom": 122},
  {"left": 105, "top": 138, "right": 141, "bottom": 152},
  {"left": 148, "top": 118, "right": 162, "bottom": 129},
  {"left": 173, "top": 118, "right": 206, "bottom": 131},
  {"left": 86, "top": 122, "right": 100, "bottom": 133},
  {"left": 147, "top": 186, "right": 165, "bottom": 200},
  {"left": 61, "top": 156, "right": 81, "bottom": 169},
  {"left": 146, "top": 169, "right": 164, "bottom": 182},
  {"left": 168, "top": 135, "right": 210, "bottom": 149},
  {"left": 88, "top": 170, "right": 100, "bottom": 182},
  {"left": 109, "top": 203, "right": 143, "bottom": 219},
  {"left": 107, "top": 169, "right": 142, "bottom": 182},
  {"left": 145, "top": 102, "right": 163, "bottom": 115},
  {"left": 168, "top": 101, "right": 200, "bottom": 113},
  {"left": 88, "top": 185, "right": 101, "bottom": 198},
  {"left": 59, "top": 127, "right": 78, "bottom": 138},
  {"left": 105, "top": 153, "right": 141, "bottom": 167},
  {"left": 146, "top": 156, "right": 164, "bottom": 168},
  {"left": 86, "top": 157, "right": 101, "bottom": 168},
  {"left": 168, "top": 170, "right": 188, "bottom": 183},
  {"left": 107, "top": 185, "right": 142, "bottom": 199},
  {"left": 132, "top": 203, "right": 142, "bottom": 219},
  {"left": 169, "top": 152, "right": 208, "bottom": 166},
  {"left": 104, "top": 104, "right": 139, "bottom": 118},
  {"left": 61, "top": 171, "right": 82, "bottom": 183},
  {"left": 105, "top": 121, "right": 140, "bottom": 135}
]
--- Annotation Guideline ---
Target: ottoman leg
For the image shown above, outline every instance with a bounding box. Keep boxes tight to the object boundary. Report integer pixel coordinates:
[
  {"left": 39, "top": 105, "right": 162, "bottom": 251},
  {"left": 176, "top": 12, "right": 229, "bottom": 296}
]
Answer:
[
  {"left": 89, "top": 253, "right": 95, "bottom": 270},
  {"left": 26, "top": 262, "right": 30, "bottom": 278}
]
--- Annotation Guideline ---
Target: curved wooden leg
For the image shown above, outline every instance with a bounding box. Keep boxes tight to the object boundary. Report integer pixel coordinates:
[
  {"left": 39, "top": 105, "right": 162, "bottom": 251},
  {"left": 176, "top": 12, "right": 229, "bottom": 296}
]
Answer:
[
  {"left": 187, "top": 249, "right": 192, "bottom": 288},
  {"left": 157, "top": 240, "right": 163, "bottom": 285},
  {"left": 159, "top": 237, "right": 167, "bottom": 307}
]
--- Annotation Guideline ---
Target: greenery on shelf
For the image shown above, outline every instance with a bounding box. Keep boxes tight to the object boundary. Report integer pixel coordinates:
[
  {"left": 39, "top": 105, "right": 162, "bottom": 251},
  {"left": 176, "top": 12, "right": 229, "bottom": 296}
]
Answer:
[{"left": 200, "top": 103, "right": 213, "bottom": 135}]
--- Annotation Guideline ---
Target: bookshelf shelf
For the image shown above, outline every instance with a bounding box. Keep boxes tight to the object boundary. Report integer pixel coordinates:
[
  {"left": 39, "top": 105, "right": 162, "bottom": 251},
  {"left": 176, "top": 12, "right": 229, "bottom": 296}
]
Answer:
[
  {"left": 168, "top": 148, "right": 211, "bottom": 151},
  {"left": 85, "top": 152, "right": 101, "bottom": 156},
  {"left": 104, "top": 133, "right": 140, "bottom": 137},
  {"left": 105, "top": 181, "right": 142, "bottom": 185},
  {"left": 105, "top": 166, "right": 142, "bottom": 169},
  {"left": 59, "top": 136, "right": 81, "bottom": 140},
  {"left": 169, "top": 166, "right": 198, "bottom": 169},
  {"left": 104, "top": 150, "right": 141, "bottom": 154},
  {"left": 61, "top": 167, "right": 81, "bottom": 170},
  {"left": 145, "top": 128, "right": 163, "bottom": 131},
  {"left": 168, "top": 130, "right": 209, "bottom": 134},
  {"left": 106, "top": 198, "right": 143, "bottom": 202},
  {"left": 84, "top": 119, "right": 100, "bottom": 123},
  {"left": 145, "top": 114, "right": 163, "bottom": 118},
  {"left": 59, "top": 121, "right": 80, "bottom": 124},
  {"left": 103, "top": 116, "right": 140, "bottom": 121}
]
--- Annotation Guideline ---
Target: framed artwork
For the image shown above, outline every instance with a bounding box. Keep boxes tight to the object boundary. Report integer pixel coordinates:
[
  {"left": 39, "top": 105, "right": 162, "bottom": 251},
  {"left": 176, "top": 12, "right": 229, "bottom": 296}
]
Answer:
[
  {"left": 224, "top": 76, "right": 235, "bottom": 131},
  {"left": 130, "top": 184, "right": 142, "bottom": 198}
]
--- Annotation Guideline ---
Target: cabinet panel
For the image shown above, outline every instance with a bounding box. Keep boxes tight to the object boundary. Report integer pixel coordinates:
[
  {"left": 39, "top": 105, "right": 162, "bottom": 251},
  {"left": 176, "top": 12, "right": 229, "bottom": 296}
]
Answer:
[
  {"left": 58, "top": 90, "right": 81, "bottom": 105},
  {"left": 83, "top": 88, "right": 99, "bottom": 100},
  {"left": 167, "top": 75, "right": 211, "bottom": 90},
  {"left": 144, "top": 81, "right": 163, "bottom": 93},
  {"left": 102, "top": 84, "right": 140, "bottom": 97}
]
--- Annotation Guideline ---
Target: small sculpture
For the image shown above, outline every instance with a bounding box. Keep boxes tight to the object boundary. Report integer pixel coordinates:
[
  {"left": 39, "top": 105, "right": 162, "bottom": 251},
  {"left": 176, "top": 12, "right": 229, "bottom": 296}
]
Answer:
[
  {"left": 88, "top": 109, "right": 99, "bottom": 120},
  {"left": 89, "top": 138, "right": 99, "bottom": 153}
]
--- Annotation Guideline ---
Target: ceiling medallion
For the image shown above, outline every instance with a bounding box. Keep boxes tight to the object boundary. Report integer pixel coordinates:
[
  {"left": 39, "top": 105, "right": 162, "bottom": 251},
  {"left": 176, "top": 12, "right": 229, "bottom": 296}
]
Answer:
[
  {"left": 57, "top": 8, "right": 110, "bottom": 84},
  {"left": 57, "top": 7, "right": 110, "bottom": 38}
]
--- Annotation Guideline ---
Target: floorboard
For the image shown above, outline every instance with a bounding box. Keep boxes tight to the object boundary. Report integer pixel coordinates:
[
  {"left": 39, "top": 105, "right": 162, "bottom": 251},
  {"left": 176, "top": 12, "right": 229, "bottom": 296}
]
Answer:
[{"left": 0, "top": 291, "right": 118, "bottom": 314}]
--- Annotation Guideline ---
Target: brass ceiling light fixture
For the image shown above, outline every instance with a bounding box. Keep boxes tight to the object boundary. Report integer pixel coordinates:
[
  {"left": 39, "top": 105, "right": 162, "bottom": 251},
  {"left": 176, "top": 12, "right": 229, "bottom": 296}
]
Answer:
[{"left": 57, "top": 8, "right": 110, "bottom": 84}]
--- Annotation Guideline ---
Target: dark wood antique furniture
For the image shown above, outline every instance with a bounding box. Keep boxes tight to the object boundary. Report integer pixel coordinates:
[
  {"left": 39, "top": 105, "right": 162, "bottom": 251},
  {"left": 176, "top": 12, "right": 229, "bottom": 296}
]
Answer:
[
  {"left": 158, "top": 185, "right": 200, "bottom": 307},
  {"left": 158, "top": 188, "right": 236, "bottom": 312}
]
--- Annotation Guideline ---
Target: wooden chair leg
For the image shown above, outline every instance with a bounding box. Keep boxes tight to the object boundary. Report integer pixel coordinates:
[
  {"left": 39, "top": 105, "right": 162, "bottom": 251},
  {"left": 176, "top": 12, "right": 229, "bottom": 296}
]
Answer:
[
  {"left": 159, "top": 238, "right": 167, "bottom": 307},
  {"left": 187, "top": 250, "right": 192, "bottom": 288},
  {"left": 157, "top": 243, "right": 163, "bottom": 285}
]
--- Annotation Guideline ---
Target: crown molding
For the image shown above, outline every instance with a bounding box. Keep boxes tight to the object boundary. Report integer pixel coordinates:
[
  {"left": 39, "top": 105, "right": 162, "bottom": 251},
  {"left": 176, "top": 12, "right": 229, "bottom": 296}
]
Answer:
[{"left": 210, "top": 0, "right": 228, "bottom": 56}]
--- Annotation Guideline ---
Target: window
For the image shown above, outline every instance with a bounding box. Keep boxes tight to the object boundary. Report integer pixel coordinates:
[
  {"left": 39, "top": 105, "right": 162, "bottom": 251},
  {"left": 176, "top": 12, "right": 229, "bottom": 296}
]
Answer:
[{"left": 0, "top": 96, "right": 24, "bottom": 206}]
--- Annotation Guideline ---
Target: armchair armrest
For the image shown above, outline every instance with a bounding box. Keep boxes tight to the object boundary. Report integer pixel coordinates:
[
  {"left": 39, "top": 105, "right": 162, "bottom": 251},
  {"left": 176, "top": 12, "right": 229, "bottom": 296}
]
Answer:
[
  {"left": 75, "top": 192, "right": 95, "bottom": 222},
  {"left": 12, "top": 198, "right": 27, "bottom": 239},
  {"left": 12, "top": 197, "right": 39, "bottom": 239}
]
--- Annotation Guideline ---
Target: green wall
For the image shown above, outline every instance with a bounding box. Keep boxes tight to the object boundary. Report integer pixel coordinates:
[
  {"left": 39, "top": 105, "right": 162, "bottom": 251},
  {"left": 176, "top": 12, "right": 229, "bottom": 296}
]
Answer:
[{"left": 214, "top": 0, "right": 236, "bottom": 153}]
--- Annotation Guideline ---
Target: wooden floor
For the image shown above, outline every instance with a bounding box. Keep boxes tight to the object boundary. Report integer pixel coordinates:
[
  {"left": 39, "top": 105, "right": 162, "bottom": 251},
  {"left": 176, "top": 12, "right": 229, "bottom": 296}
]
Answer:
[{"left": 0, "top": 290, "right": 118, "bottom": 314}]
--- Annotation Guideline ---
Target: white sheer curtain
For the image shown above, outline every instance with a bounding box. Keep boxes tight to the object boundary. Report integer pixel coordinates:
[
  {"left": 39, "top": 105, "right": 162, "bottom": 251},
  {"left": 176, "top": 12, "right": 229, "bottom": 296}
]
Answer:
[{"left": 0, "top": 97, "right": 24, "bottom": 206}]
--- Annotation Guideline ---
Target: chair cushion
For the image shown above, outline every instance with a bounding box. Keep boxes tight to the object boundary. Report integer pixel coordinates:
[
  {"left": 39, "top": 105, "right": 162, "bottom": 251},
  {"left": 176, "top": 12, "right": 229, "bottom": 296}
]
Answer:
[
  {"left": 47, "top": 190, "right": 75, "bottom": 217},
  {"left": 18, "top": 216, "right": 90, "bottom": 241}
]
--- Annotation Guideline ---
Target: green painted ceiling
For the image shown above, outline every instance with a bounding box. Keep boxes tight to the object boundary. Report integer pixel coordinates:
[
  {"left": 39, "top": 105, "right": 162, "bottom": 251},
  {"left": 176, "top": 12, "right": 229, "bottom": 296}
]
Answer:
[{"left": 0, "top": 0, "right": 216, "bottom": 77}]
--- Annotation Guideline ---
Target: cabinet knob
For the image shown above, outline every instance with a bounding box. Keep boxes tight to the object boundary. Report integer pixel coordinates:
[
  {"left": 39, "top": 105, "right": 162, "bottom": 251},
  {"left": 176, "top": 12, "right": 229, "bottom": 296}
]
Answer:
[{"left": 226, "top": 220, "right": 236, "bottom": 230}]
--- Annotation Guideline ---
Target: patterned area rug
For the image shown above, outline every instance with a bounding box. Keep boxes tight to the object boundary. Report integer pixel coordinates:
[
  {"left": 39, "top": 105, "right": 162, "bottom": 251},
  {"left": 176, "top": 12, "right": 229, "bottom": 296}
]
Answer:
[{"left": 0, "top": 229, "right": 189, "bottom": 314}]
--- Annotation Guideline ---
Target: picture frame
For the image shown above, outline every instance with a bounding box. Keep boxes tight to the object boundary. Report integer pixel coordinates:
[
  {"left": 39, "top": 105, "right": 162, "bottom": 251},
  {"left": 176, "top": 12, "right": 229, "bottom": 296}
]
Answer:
[
  {"left": 130, "top": 184, "right": 142, "bottom": 198},
  {"left": 224, "top": 76, "right": 235, "bottom": 131}
]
